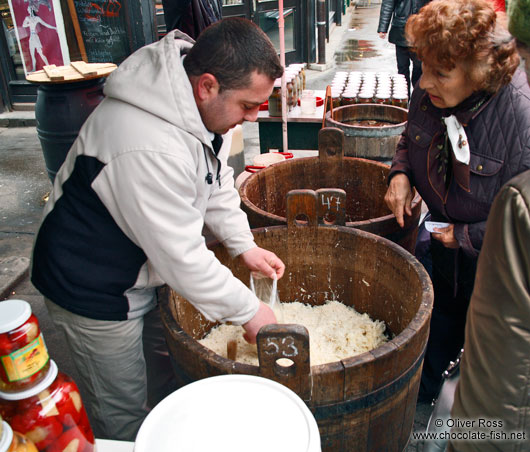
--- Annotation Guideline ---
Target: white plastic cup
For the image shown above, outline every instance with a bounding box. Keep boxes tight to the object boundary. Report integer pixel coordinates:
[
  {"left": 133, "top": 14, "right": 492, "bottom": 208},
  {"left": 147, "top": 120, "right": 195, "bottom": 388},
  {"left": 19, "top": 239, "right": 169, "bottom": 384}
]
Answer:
[{"left": 300, "top": 91, "right": 317, "bottom": 115}]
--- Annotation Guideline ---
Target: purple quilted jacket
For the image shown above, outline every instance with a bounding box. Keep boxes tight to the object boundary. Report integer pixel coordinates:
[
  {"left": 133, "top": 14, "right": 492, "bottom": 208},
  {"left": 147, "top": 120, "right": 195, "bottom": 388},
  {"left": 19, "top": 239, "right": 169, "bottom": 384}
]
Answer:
[{"left": 390, "top": 69, "right": 530, "bottom": 259}]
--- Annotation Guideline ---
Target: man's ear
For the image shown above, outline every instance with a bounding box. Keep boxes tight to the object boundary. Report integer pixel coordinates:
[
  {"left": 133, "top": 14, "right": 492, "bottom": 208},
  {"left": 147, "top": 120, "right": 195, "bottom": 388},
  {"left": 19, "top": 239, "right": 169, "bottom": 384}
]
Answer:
[{"left": 196, "top": 73, "right": 220, "bottom": 101}]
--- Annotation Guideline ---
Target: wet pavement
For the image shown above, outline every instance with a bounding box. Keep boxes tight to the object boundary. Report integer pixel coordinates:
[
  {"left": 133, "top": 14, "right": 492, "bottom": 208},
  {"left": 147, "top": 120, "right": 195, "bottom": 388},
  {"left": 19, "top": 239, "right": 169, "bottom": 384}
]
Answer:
[
  {"left": 335, "top": 4, "right": 395, "bottom": 71},
  {"left": 0, "top": 2, "right": 434, "bottom": 449}
]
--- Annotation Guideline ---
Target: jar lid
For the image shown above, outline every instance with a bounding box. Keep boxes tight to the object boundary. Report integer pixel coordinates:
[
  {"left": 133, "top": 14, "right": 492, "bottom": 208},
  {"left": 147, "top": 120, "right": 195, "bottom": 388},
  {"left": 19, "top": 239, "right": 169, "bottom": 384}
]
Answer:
[
  {"left": 342, "top": 89, "right": 357, "bottom": 97},
  {"left": 0, "top": 421, "right": 13, "bottom": 452},
  {"left": 135, "top": 375, "right": 321, "bottom": 452},
  {"left": 359, "top": 92, "right": 374, "bottom": 98},
  {"left": 0, "top": 300, "right": 32, "bottom": 334},
  {"left": 0, "top": 360, "right": 57, "bottom": 400}
]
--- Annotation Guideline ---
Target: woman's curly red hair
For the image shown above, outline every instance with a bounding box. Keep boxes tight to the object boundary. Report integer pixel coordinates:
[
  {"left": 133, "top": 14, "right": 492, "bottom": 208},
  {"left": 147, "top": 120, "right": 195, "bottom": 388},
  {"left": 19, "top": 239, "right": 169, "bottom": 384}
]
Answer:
[{"left": 406, "top": 0, "right": 519, "bottom": 93}]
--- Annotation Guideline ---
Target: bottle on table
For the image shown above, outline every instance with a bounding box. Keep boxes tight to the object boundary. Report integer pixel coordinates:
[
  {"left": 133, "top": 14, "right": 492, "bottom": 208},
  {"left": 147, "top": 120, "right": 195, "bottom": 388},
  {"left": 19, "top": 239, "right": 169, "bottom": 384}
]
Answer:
[{"left": 0, "top": 300, "right": 50, "bottom": 394}]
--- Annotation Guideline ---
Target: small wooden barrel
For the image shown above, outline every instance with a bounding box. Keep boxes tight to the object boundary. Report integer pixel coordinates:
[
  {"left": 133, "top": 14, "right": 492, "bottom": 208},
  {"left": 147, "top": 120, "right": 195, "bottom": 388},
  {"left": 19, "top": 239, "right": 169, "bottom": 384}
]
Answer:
[
  {"left": 325, "top": 104, "right": 407, "bottom": 161},
  {"left": 160, "top": 190, "right": 434, "bottom": 452},
  {"left": 239, "top": 128, "right": 421, "bottom": 253}
]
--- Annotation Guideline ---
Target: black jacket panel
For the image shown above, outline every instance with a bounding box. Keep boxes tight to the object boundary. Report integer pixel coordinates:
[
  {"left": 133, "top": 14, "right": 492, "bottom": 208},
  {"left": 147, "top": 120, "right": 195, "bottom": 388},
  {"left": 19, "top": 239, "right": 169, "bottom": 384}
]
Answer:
[{"left": 377, "top": 0, "right": 430, "bottom": 46}]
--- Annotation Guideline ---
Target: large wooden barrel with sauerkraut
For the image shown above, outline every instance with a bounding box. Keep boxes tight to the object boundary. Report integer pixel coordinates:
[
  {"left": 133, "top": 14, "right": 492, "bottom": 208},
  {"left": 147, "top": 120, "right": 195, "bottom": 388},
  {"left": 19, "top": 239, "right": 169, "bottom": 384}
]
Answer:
[{"left": 159, "top": 185, "right": 433, "bottom": 452}]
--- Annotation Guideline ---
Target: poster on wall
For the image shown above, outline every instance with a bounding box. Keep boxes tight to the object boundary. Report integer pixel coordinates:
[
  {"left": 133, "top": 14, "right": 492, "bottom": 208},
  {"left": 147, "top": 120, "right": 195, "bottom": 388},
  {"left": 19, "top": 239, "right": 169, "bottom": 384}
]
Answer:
[{"left": 7, "top": 0, "right": 70, "bottom": 76}]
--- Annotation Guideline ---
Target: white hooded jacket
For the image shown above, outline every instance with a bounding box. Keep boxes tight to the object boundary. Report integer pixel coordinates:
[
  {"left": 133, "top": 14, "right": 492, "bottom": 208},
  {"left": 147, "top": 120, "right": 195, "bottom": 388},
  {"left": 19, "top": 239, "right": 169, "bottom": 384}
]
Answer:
[{"left": 31, "top": 30, "right": 260, "bottom": 324}]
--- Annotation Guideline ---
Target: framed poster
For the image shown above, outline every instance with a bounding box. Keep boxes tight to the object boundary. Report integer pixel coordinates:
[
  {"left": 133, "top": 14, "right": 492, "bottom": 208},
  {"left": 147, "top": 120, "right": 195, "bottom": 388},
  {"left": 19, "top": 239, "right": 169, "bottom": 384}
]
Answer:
[{"left": 7, "top": 0, "right": 70, "bottom": 76}]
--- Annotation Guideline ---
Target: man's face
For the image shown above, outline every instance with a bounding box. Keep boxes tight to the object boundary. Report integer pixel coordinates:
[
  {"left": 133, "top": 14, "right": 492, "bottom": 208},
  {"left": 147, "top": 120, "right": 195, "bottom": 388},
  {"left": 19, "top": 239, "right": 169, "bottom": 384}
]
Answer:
[{"left": 200, "top": 71, "right": 274, "bottom": 135}]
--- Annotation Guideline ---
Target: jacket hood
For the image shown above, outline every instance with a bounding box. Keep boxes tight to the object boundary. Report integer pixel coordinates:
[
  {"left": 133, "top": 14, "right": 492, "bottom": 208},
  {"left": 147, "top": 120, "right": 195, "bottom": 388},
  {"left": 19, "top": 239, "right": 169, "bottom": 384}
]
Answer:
[{"left": 103, "top": 30, "right": 212, "bottom": 147}]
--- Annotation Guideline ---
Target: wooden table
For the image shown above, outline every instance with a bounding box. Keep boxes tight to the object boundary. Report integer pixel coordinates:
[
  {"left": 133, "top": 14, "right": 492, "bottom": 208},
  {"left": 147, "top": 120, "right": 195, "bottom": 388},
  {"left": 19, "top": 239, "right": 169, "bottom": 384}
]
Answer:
[{"left": 257, "top": 90, "right": 325, "bottom": 154}]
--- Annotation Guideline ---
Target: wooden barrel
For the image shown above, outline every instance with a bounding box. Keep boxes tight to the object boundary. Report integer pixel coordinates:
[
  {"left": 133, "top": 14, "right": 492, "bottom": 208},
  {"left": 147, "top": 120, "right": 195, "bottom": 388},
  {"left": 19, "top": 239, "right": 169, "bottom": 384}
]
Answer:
[
  {"left": 325, "top": 104, "right": 407, "bottom": 161},
  {"left": 239, "top": 128, "right": 421, "bottom": 254},
  {"left": 160, "top": 189, "right": 434, "bottom": 452}
]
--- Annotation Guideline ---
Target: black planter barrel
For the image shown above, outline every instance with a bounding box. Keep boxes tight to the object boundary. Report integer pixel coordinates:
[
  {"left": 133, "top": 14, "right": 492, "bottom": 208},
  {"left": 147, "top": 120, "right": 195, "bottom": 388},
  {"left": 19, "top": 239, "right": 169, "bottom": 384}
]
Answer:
[{"left": 35, "top": 77, "right": 105, "bottom": 182}]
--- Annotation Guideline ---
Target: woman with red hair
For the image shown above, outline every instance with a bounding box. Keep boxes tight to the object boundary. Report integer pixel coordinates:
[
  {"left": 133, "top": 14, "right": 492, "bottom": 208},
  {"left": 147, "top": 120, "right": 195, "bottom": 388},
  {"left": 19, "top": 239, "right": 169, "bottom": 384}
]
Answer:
[{"left": 384, "top": 0, "right": 530, "bottom": 402}]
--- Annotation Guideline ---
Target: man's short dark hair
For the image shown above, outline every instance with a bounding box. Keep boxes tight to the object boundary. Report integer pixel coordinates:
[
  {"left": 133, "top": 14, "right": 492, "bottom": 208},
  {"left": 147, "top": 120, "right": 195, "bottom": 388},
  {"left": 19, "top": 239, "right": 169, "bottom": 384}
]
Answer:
[{"left": 183, "top": 17, "right": 284, "bottom": 91}]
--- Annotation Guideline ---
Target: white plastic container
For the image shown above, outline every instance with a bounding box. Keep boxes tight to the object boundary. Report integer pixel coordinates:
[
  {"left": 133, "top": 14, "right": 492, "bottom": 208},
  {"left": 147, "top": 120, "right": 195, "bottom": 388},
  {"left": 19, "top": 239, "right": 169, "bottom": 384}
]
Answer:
[
  {"left": 134, "top": 374, "right": 321, "bottom": 452},
  {"left": 300, "top": 90, "right": 317, "bottom": 115},
  {"left": 235, "top": 152, "right": 287, "bottom": 190}
]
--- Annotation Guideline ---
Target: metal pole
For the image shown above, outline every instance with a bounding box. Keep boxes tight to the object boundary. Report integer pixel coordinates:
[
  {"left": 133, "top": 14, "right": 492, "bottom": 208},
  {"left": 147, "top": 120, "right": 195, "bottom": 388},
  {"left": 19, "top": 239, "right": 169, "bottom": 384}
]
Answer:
[
  {"left": 317, "top": 0, "right": 326, "bottom": 64},
  {"left": 279, "top": 0, "right": 288, "bottom": 152}
]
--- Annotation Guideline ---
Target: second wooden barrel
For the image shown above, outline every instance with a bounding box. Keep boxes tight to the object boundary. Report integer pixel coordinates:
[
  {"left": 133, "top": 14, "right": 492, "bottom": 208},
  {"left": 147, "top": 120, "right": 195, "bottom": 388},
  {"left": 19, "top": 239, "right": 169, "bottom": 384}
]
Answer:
[
  {"left": 325, "top": 104, "right": 408, "bottom": 161},
  {"left": 239, "top": 128, "right": 421, "bottom": 253},
  {"left": 160, "top": 190, "right": 434, "bottom": 452}
]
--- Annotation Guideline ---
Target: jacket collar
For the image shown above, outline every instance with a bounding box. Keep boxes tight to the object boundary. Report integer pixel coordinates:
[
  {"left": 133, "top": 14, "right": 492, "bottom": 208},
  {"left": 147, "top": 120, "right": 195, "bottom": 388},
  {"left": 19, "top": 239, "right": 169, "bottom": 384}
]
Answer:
[{"left": 419, "top": 90, "right": 491, "bottom": 201}]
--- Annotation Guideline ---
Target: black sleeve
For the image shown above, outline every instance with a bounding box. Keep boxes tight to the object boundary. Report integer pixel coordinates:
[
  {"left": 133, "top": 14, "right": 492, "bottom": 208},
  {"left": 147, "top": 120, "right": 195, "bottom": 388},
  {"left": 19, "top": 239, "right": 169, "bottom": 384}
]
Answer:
[{"left": 377, "top": 0, "right": 397, "bottom": 33}]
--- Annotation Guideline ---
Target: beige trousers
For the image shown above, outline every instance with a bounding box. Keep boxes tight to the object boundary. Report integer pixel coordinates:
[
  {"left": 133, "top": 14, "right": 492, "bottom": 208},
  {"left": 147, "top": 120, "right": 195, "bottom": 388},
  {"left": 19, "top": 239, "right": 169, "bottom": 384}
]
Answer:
[{"left": 44, "top": 298, "right": 177, "bottom": 441}]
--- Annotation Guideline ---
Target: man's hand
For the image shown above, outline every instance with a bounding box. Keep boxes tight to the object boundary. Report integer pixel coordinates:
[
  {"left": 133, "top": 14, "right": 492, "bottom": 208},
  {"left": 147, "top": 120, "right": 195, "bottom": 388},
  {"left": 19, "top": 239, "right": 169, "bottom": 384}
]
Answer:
[
  {"left": 242, "top": 301, "right": 277, "bottom": 344},
  {"left": 379, "top": 32, "right": 387, "bottom": 39},
  {"left": 240, "top": 247, "right": 285, "bottom": 280},
  {"left": 384, "top": 173, "right": 413, "bottom": 228},
  {"left": 432, "top": 224, "right": 459, "bottom": 249}
]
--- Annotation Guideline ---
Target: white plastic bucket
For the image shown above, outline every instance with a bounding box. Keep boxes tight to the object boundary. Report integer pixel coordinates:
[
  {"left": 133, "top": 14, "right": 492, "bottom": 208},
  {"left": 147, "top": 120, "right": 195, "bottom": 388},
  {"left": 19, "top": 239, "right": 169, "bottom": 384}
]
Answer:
[
  {"left": 235, "top": 152, "right": 293, "bottom": 190},
  {"left": 134, "top": 374, "right": 321, "bottom": 452}
]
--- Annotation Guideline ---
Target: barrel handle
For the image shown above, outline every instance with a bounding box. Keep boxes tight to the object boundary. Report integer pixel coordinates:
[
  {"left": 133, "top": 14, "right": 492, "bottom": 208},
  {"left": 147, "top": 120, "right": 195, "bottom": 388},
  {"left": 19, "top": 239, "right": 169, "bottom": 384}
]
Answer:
[
  {"left": 287, "top": 189, "right": 345, "bottom": 227},
  {"left": 318, "top": 127, "right": 345, "bottom": 161},
  {"left": 286, "top": 189, "right": 318, "bottom": 230},
  {"left": 316, "top": 188, "right": 346, "bottom": 226},
  {"left": 257, "top": 324, "right": 312, "bottom": 401}
]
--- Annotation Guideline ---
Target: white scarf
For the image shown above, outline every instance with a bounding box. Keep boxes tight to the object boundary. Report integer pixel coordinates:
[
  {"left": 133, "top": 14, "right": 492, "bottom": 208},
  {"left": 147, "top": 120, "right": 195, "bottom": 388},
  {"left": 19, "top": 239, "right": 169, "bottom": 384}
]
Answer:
[{"left": 442, "top": 115, "right": 470, "bottom": 165}]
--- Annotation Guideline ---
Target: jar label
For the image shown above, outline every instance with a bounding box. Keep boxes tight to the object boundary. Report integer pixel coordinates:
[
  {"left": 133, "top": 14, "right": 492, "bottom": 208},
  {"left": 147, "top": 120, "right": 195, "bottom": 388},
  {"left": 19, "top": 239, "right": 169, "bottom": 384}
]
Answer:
[{"left": 1, "top": 333, "right": 50, "bottom": 381}]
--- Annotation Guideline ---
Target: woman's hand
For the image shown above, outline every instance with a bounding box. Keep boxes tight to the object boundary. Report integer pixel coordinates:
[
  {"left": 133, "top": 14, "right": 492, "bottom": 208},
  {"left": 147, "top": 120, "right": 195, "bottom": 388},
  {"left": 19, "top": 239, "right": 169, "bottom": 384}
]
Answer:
[
  {"left": 240, "top": 247, "right": 285, "bottom": 280},
  {"left": 431, "top": 224, "right": 459, "bottom": 248},
  {"left": 242, "top": 301, "right": 277, "bottom": 344},
  {"left": 384, "top": 173, "right": 413, "bottom": 228}
]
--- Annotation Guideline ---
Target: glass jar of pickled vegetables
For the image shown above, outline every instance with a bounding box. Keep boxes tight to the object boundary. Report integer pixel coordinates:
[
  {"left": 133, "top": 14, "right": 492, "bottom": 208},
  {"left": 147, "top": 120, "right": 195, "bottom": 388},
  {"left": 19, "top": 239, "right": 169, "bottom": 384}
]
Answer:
[
  {"left": 285, "top": 74, "right": 295, "bottom": 111},
  {"left": 268, "top": 79, "right": 282, "bottom": 117},
  {"left": 296, "top": 64, "right": 307, "bottom": 90},
  {"left": 392, "top": 91, "right": 409, "bottom": 109},
  {"left": 341, "top": 89, "right": 357, "bottom": 106},
  {"left": 0, "top": 361, "right": 95, "bottom": 452},
  {"left": 0, "top": 300, "right": 50, "bottom": 393},
  {"left": 0, "top": 416, "right": 37, "bottom": 452},
  {"left": 357, "top": 91, "right": 374, "bottom": 104},
  {"left": 285, "top": 69, "right": 300, "bottom": 105},
  {"left": 375, "top": 90, "right": 391, "bottom": 105}
]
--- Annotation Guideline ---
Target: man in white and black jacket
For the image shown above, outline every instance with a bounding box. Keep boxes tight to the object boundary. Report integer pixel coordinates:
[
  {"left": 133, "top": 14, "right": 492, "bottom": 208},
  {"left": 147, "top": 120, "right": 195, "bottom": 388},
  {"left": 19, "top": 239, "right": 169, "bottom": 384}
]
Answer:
[{"left": 31, "top": 18, "right": 285, "bottom": 441}]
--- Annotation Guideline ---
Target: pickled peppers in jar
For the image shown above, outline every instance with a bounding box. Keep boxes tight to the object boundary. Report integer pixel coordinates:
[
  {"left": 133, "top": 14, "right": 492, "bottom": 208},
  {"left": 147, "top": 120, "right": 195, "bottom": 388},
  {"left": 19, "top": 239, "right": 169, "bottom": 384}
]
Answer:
[
  {"left": 0, "top": 361, "right": 95, "bottom": 452},
  {"left": 0, "top": 417, "right": 37, "bottom": 452},
  {"left": 0, "top": 300, "right": 50, "bottom": 393}
]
